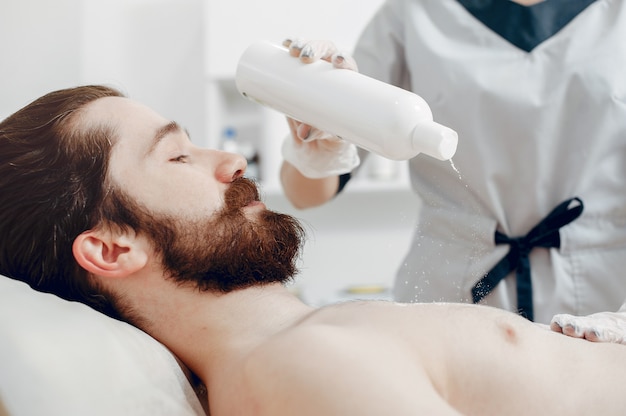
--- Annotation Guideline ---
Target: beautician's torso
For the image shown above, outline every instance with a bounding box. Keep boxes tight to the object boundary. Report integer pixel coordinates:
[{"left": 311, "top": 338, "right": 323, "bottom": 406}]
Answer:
[
  {"left": 363, "top": 0, "right": 626, "bottom": 322},
  {"left": 213, "top": 301, "right": 626, "bottom": 415}
]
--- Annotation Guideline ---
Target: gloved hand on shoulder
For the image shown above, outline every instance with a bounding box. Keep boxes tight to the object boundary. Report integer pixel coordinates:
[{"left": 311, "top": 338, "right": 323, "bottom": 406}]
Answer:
[{"left": 551, "top": 301, "right": 626, "bottom": 345}]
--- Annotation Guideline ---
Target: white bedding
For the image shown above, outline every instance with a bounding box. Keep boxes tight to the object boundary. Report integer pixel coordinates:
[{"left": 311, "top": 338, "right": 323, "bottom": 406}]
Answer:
[{"left": 0, "top": 275, "right": 206, "bottom": 415}]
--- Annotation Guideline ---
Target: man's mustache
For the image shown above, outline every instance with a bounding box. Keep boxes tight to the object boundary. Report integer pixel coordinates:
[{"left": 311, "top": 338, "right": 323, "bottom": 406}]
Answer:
[{"left": 224, "top": 177, "right": 261, "bottom": 211}]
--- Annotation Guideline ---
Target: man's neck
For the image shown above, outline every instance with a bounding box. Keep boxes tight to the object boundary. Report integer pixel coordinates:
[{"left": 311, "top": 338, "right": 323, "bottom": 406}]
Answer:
[{"left": 130, "top": 280, "right": 314, "bottom": 383}]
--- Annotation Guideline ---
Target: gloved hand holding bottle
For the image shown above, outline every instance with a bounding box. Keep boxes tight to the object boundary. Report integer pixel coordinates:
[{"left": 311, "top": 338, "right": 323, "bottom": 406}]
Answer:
[
  {"left": 280, "top": 38, "right": 362, "bottom": 180},
  {"left": 235, "top": 38, "right": 457, "bottom": 207}
]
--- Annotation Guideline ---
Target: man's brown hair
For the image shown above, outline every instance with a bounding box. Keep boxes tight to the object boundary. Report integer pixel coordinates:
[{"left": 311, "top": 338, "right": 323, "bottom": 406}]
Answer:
[{"left": 0, "top": 85, "right": 125, "bottom": 317}]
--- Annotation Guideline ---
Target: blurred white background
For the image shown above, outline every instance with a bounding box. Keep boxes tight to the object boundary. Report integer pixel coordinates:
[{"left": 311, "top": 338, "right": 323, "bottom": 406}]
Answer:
[{"left": 0, "top": 0, "right": 419, "bottom": 305}]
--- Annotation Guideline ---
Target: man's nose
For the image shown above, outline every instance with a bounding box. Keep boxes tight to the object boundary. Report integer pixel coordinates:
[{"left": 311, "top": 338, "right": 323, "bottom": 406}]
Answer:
[{"left": 215, "top": 150, "right": 247, "bottom": 182}]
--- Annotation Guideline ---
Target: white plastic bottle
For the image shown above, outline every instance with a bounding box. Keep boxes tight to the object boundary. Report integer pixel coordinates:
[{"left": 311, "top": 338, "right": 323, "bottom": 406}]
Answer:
[{"left": 235, "top": 41, "right": 458, "bottom": 161}]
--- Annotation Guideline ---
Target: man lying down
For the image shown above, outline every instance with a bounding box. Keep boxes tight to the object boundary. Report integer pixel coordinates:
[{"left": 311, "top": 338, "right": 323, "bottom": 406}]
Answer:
[{"left": 1, "top": 85, "right": 625, "bottom": 416}]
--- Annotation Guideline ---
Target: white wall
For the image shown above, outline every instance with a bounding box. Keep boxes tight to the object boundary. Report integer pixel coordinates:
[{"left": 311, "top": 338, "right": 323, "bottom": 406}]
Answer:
[
  {"left": 0, "top": 0, "right": 83, "bottom": 119},
  {"left": 204, "top": 0, "right": 388, "bottom": 78},
  {"left": 0, "top": 0, "right": 205, "bottom": 139}
]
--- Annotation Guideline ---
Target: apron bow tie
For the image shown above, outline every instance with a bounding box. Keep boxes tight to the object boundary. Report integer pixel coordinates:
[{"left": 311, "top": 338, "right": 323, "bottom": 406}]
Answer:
[{"left": 472, "top": 197, "right": 584, "bottom": 321}]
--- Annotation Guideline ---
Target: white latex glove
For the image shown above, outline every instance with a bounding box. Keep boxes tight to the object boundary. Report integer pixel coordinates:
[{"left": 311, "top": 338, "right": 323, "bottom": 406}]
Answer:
[
  {"left": 550, "top": 302, "right": 626, "bottom": 345},
  {"left": 280, "top": 38, "right": 360, "bottom": 179}
]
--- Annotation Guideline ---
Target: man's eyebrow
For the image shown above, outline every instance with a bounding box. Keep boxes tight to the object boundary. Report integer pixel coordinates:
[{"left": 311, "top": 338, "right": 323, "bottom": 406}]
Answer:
[{"left": 146, "top": 121, "right": 185, "bottom": 156}]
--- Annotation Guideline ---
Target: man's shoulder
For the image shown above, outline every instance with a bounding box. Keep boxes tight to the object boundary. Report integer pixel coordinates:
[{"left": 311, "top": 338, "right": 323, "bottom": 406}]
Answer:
[
  {"left": 237, "top": 324, "right": 356, "bottom": 414},
  {"left": 242, "top": 315, "right": 416, "bottom": 390},
  {"left": 247, "top": 320, "right": 361, "bottom": 368},
  {"left": 239, "top": 314, "right": 440, "bottom": 415}
]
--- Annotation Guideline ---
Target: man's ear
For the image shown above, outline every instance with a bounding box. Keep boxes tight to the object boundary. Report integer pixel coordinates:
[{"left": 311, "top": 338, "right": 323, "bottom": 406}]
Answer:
[{"left": 73, "top": 227, "right": 149, "bottom": 278}]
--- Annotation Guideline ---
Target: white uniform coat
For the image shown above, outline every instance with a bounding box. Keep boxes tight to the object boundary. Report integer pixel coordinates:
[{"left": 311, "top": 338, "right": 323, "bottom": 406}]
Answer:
[{"left": 352, "top": 0, "right": 626, "bottom": 323}]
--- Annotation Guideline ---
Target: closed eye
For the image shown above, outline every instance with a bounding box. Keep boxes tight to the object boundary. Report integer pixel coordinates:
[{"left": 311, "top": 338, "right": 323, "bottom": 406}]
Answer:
[{"left": 170, "top": 155, "right": 189, "bottom": 163}]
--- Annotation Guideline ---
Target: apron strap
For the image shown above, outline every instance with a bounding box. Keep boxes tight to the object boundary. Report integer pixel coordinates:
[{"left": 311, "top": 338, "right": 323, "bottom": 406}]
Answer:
[{"left": 471, "top": 197, "right": 584, "bottom": 321}]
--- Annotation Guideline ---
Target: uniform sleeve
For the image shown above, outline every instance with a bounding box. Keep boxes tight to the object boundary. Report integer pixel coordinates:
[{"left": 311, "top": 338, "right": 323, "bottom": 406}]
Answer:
[{"left": 353, "top": 0, "right": 412, "bottom": 91}]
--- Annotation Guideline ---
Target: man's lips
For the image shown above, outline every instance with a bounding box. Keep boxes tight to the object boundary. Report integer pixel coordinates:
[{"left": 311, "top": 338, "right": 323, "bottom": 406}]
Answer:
[{"left": 244, "top": 200, "right": 266, "bottom": 210}]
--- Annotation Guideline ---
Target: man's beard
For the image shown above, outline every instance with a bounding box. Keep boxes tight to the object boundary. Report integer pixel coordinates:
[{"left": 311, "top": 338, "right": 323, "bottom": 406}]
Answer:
[{"left": 119, "top": 177, "right": 305, "bottom": 292}]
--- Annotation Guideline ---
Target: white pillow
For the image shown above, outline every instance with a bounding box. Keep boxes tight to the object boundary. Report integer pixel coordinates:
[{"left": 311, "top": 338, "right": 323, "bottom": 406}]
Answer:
[{"left": 0, "top": 275, "right": 206, "bottom": 416}]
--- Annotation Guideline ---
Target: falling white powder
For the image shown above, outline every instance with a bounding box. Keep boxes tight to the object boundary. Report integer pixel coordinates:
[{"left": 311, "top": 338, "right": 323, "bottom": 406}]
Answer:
[{"left": 449, "top": 158, "right": 462, "bottom": 180}]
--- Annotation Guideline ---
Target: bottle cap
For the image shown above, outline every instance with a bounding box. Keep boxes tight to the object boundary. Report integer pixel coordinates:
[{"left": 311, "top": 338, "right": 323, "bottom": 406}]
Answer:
[{"left": 411, "top": 121, "right": 458, "bottom": 161}]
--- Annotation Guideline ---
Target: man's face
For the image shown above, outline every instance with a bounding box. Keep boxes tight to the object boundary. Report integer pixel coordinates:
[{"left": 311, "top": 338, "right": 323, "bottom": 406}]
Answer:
[
  {"left": 84, "top": 96, "right": 250, "bottom": 219},
  {"left": 81, "top": 97, "right": 304, "bottom": 291}
]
